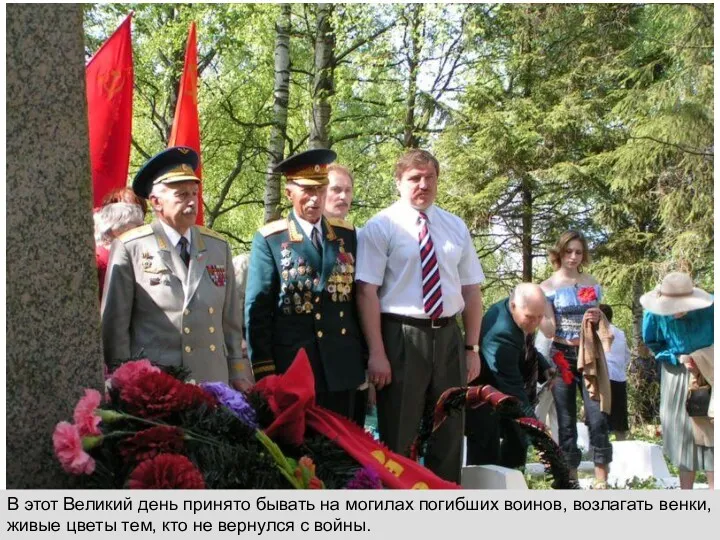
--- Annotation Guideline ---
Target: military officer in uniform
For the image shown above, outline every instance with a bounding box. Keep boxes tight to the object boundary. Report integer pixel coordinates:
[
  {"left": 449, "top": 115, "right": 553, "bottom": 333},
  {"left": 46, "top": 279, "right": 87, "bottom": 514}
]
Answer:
[
  {"left": 101, "top": 147, "right": 253, "bottom": 390},
  {"left": 245, "top": 149, "right": 365, "bottom": 418}
]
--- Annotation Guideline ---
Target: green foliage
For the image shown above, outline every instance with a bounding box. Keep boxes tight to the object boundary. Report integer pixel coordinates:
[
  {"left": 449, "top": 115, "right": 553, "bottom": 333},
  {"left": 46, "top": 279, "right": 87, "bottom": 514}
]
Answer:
[{"left": 85, "top": 3, "right": 713, "bottom": 353}]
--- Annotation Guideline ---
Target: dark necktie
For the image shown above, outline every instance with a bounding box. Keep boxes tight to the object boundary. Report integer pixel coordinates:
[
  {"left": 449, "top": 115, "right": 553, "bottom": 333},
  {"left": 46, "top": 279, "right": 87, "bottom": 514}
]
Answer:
[
  {"left": 178, "top": 237, "right": 190, "bottom": 268},
  {"left": 418, "top": 211, "right": 443, "bottom": 319},
  {"left": 311, "top": 226, "right": 323, "bottom": 256}
]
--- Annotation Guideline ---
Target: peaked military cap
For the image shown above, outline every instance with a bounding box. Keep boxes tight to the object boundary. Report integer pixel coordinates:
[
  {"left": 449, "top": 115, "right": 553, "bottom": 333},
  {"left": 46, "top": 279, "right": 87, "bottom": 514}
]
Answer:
[
  {"left": 273, "top": 148, "right": 337, "bottom": 186},
  {"left": 132, "top": 146, "right": 201, "bottom": 198}
]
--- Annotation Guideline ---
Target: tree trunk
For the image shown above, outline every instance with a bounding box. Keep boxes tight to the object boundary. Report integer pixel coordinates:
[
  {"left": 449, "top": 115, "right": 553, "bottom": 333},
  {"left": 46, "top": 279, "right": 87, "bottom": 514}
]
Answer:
[
  {"left": 521, "top": 174, "right": 533, "bottom": 281},
  {"left": 402, "top": 4, "right": 422, "bottom": 148},
  {"left": 264, "top": 3, "right": 292, "bottom": 223},
  {"left": 309, "top": 3, "right": 335, "bottom": 150}
]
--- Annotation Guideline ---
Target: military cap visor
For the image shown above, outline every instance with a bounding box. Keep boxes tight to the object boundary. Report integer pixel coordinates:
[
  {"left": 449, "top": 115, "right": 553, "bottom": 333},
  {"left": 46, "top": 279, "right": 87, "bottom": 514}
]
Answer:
[
  {"left": 132, "top": 146, "right": 201, "bottom": 198},
  {"left": 274, "top": 148, "right": 337, "bottom": 186}
]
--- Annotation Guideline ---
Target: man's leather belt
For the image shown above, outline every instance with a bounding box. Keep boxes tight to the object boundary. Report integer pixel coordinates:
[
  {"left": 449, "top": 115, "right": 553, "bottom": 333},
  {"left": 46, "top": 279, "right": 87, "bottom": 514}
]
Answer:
[{"left": 382, "top": 313, "right": 455, "bottom": 329}]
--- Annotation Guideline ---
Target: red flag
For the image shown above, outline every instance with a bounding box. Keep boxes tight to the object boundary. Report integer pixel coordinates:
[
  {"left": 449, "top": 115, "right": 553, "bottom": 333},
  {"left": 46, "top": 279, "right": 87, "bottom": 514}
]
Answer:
[
  {"left": 169, "top": 22, "right": 204, "bottom": 225},
  {"left": 86, "top": 14, "right": 134, "bottom": 208}
]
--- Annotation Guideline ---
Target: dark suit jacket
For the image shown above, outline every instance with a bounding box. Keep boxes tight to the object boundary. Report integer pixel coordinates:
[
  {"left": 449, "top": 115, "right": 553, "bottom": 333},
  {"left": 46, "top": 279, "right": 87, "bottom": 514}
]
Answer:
[
  {"left": 476, "top": 298, "right": 551, "bottom": 417},
  {"left": 245, "top": 211, "right": 365, "bottom": 393}
]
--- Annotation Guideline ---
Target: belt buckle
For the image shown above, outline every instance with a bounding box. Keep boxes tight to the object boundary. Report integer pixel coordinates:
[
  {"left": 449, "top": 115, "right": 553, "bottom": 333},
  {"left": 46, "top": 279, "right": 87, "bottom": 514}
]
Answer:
[{"left": 430, "top": 318, "right": 442, "bottom": 329}]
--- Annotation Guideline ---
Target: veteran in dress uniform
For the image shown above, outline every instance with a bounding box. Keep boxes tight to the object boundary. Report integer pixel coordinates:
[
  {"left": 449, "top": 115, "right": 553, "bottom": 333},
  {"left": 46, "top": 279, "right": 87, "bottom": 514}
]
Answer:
[
  {"left": 101, "top": 147, "right": 253, "bottom": 390},
  {"left": 245, "top": 149, "right": 365, "bottom": 418}
]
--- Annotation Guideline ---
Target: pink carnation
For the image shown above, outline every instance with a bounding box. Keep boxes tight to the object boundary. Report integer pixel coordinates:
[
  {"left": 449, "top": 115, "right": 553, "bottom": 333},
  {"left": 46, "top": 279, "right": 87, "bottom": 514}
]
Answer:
[
  {"left": 52, "top": 422, "right": 95, "bottom": 475},
  {"left": 73, "top": 389, "right": 102, "bottom": 437},
  {"left": 110, "top": 360, "right": 160, "bottom": 391}
]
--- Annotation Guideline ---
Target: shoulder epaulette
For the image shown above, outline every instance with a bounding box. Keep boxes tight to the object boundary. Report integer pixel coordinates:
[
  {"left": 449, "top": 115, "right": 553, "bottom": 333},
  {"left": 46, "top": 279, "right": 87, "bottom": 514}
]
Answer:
[
  {"left": 327, "top": 217, "right": 354, "bottom": 231},
  {"left": 197, "top": 225, "right": 228, "bottom": 243},
  {"left": 259, "top": 219, "right": 289, "bottom": 237},
  {"left": 118, "top": 224, "right": 153, "bottom": 243}
]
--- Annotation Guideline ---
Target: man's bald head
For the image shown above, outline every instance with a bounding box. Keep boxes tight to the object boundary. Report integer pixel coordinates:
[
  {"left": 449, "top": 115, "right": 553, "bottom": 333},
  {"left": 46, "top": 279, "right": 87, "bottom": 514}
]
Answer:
[{"left": 509, "top": 283, "right": 547, "bottom": 334}]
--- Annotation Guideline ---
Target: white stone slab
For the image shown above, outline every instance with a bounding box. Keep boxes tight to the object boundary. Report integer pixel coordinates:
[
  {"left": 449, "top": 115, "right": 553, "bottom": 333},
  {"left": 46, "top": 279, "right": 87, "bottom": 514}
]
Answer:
[
  {"left": 607, "top": 440, "right": 671, "bottom": 487},
  {"left": 577, "top": 422, "right": 590, "bottom": 453},
  {"left": 461, "top": 465, "right": 528, "bottom": 490}
]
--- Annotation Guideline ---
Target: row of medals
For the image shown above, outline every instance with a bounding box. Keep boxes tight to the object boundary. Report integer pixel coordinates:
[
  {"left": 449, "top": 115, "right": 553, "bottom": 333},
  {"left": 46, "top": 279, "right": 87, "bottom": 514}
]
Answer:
[
  {"left": 278, "top": 248, "right": 354, "bottom": 314},
  {"left": 280, "top": 247, "right": 318, "bottom": 314}
]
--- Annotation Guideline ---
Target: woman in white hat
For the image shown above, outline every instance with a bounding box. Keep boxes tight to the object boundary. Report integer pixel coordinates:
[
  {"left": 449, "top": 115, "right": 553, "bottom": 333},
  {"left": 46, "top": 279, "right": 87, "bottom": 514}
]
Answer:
[{"left": 641, "top": 272, "right": 713, "bottom": 489}]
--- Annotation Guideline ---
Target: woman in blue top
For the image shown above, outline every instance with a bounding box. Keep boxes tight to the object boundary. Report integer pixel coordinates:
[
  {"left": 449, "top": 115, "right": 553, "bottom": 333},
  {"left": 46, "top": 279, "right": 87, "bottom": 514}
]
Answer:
[
  {"left": 641, "top": 272, "right": 714, "bottom": 490},
  {"left": 540, "top": 231, "right": 612, "bottom": 488}
]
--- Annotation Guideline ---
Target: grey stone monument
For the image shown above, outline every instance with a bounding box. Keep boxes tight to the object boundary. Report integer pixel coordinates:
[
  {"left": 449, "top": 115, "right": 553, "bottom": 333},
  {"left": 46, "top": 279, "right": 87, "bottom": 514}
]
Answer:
[{"left": 6, "top": 4, "right": 104, "bottom": 488}]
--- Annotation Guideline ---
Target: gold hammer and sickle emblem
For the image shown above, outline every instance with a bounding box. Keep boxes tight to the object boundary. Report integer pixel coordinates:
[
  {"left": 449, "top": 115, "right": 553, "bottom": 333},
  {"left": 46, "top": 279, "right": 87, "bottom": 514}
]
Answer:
[{"left": 100, "top": 69, "right": 125, "bottom": 100}]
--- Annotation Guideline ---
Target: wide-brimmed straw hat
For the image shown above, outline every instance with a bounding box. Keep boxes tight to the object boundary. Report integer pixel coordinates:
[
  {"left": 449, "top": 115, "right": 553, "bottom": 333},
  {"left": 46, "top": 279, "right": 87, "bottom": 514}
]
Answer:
[{"left": 640, "top": 272, "right": 713, "bottom": 316}]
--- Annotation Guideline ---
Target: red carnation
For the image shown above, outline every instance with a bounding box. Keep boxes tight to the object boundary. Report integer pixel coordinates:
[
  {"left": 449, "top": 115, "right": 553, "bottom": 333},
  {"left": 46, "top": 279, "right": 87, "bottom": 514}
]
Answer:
[
  {"left": 552, "top": 351, "right": 575, "bottom": 385},
  {"left": 120, "top": 426, "right": 185, "bottom": 463},
  {"left": 176, "top": 383, "right": 218, "bottom": 411},
  {"left": 577, "top": 286, "right": 597, "bottom": 304},
  {"left": 120, "top": 372, "right": 216, "bottom": 419},
  {"left": 128, "top": 454, "right": 205, "bottom": 489},
  {"left": 120, "top": 371, "right": 186, "bottom": 418}
]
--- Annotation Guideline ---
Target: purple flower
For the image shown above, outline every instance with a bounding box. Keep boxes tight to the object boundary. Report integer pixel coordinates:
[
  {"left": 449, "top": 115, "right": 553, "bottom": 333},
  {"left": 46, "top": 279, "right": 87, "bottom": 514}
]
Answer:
[
  {"left": 199, "top": 382, "right": 258, "bottom": 429},
  {"left": 345, "top": 467, "right": 383, "bottom": 489}
]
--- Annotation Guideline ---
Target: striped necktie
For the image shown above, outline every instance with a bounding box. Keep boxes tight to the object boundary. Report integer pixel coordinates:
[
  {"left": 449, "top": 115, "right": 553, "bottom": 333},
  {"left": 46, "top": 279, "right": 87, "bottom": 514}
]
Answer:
[{"left": 418, "top": 211, "right": 443, "bottom": 319}]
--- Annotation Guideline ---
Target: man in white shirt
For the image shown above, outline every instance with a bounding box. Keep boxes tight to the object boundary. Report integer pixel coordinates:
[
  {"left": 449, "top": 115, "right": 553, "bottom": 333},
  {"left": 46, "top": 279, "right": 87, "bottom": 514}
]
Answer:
[
  {"left": 599, "top": 304, "right": 631, "bottom": 440},
  {"left": 356, "top": 149, "right": 484, "bottom": 483}
]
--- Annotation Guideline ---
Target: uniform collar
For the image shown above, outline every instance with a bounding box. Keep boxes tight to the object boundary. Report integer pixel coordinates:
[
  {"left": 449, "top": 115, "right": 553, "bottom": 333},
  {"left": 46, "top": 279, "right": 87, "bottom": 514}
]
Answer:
[{"left": 294, "top": 213, "right": 322, "bottom": 239}]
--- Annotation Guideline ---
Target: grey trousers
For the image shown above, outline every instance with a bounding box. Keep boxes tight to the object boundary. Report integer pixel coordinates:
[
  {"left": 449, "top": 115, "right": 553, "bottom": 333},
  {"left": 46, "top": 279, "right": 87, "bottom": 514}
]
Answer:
[{"left": 376, "top": 316, "right": 465, "bottom": 483}]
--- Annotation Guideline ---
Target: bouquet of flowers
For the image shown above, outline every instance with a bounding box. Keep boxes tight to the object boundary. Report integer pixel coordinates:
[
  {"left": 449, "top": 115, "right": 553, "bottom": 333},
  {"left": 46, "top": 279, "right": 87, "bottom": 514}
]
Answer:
[{"left": 53, "top": 352, "right": 453, "bottom": 489}]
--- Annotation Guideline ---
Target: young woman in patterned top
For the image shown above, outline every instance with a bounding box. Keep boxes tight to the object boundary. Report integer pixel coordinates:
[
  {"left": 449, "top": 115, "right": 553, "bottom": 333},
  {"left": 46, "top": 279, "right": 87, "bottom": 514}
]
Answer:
[{"left": 540, "top": 230, "right": 612, "bottom": 488}]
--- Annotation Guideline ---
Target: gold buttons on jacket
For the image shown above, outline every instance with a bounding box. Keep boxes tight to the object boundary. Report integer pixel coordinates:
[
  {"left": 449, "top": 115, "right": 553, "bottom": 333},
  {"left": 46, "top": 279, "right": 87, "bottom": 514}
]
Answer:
[
  {"left": 315, "top": 313, "right": 321, "bottom": 320},
  {"left": 339, "top": 311, "right": 344, "bottom": 318},
  {"left": 315, "top": 297, "right": 320, "bottom": 304},
  {"left": 208, "top": 307, "right": 215, "bottom": 314},
  {"left": 209, "top": 326, "right": 215, "bottom": 333},
  {"left": 341, "top": 328, "right": 346, "bottom": 335},
  {"left": 184, "top": 327, "right": 191, "bottom": 334},
  {"left": 184, "top": 346, "right": 192, "bottom": 353},
  {"left": 317, "top": 330, "right": 323, "bottom": 338},
  {"left": 209, "top": 344, "right": 216, "bottom": 352},
  {"left": 184, "top": 309, "right": 190, "bottom": 316}
]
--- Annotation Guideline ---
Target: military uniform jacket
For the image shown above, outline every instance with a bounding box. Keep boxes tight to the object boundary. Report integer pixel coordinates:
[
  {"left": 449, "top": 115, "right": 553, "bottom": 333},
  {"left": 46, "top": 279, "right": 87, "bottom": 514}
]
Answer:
[
  {"left": 101, "top": 221, "right": 252, "bottom": 385},
  {"left": 245, "top": 212, "right": 365, "bottom": 393},
  {"left": 478, "top": 299, "right": 552, "bottom": 417}
]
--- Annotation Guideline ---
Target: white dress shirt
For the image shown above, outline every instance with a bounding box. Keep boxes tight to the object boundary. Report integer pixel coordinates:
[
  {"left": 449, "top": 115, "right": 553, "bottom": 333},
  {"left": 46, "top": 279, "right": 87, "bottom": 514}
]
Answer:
[
  {"left": 356, "top": 200, "right": 484, "bottom": 318},
  {"left": 605, "top": 324, "right": 630, "bottom": 382}
]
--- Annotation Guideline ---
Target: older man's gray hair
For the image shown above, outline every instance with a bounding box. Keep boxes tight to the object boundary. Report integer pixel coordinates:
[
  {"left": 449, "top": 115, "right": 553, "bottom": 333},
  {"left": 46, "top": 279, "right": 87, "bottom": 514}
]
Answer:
[
  {"left": 94, "top": 202, "right": 144, "bottom": 245},
  {"left": 509, "top": 282, "right": 547, "bottom": 308}
]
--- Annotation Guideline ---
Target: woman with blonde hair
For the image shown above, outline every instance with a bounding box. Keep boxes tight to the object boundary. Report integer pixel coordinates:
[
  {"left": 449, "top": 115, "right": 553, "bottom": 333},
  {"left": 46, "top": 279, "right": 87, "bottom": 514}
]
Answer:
[
  {"left": 540, "top": 230, "right": 612, "bottom": 488},
  {"left": 641, "top": 272, "right": 714, "bottom": 489}
]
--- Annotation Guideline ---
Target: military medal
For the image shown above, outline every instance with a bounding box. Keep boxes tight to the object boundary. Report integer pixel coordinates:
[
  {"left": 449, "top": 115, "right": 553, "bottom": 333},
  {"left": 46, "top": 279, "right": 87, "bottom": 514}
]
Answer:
[
  {"left": 281, "top": 257, "right": 292, "bottom": 268},
  {"left": 303, "top": 301, "right": 313, "bottom": 313},
  {"left": 283, "top": 307, "right": 291, "bottom": 315},
  {"left": 206, "top": 265, "right": 226, "bottom": 287},
  {"left": 298, "top": 265, "right": 306, "bottom": 276},
  {"left": 290, "top": 268, "right": 297, "bottom": 279},
  {"left": 305, "top": 278, "right": 312, "bottom": 290},
  {"left": 297, "top": 280, "right": 304, "bottom": 291},
  {"left": 281, "top": 270, "right": 289, "bottom": 281}
]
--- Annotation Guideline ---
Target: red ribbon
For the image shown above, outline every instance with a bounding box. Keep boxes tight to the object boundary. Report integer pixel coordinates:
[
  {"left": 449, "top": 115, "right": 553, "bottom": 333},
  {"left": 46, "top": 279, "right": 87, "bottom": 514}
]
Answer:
[{"left": 255, "top": 350, "right": 459, "bottom": 490}]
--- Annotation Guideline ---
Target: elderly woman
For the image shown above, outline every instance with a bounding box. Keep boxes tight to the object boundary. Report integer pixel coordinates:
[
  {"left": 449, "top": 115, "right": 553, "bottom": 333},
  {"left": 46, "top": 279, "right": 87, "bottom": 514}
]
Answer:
[
  {"left": 641, "top": 272, "right": 714, "bottom": 490},
  {"left": 94, "top": 202, "right": 144, "bottom": 298}
]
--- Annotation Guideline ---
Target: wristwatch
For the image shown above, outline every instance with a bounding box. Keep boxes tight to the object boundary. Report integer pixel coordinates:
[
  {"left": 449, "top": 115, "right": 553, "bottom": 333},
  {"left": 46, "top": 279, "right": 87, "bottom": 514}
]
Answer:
[{"left": 465, "top": 344, "right": 480, "bottom": 353}]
